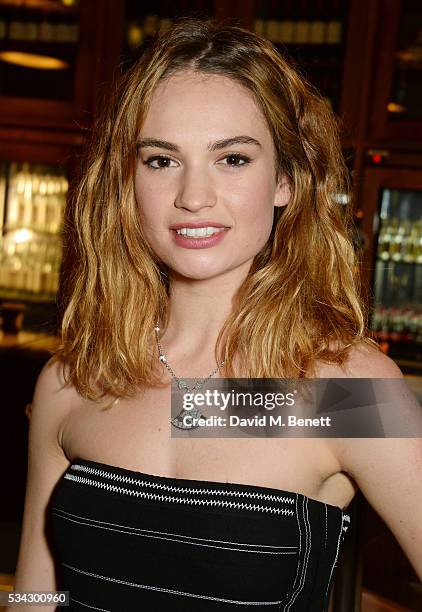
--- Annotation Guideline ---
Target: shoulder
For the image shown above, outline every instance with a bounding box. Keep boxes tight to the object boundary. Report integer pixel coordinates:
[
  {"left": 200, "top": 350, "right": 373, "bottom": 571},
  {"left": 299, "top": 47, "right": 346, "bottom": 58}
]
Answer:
[
  {"left": 317, "top": 347, "right": 422, "bottom": 580},
  {"left": 313, "top": 339, "right": 404, "bottom": 379},
  {"left": 343, "top": 340, "right": 403, "bottom": 378},
  {"left": 29, "top": 354, "right": 80, "bottom": 454},
  {"left": 31, "top": 354, "right": 78, "bottom": 413},
  {"left": 33, "top": 354, "right": 70, "bottom": 395}
]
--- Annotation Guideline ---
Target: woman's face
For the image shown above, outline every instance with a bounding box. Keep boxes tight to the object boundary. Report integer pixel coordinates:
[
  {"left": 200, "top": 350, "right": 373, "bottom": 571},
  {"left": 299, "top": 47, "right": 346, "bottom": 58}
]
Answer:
[{"left": 134, "top": 69, "right": 290, "bottom": 282}]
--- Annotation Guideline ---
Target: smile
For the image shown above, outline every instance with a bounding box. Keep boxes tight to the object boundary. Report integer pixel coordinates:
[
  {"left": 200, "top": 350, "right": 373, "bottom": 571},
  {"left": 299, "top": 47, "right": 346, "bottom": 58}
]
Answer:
[
  {"left": 171, "top": 227, "right": 230, "bottom": 250},
  {"left": 175, "top": 227, "right": 226, "bottom": 237}
]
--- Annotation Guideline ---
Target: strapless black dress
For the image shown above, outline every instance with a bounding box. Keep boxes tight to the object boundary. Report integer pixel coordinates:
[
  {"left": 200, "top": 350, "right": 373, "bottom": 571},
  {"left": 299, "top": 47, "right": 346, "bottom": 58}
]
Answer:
[{"left": 49, "top": 459, "right": 351, "bottom": 611}]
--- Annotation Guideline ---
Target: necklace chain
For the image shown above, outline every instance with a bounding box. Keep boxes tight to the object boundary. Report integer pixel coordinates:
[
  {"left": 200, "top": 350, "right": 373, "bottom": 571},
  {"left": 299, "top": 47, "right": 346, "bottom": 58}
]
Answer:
[
  {"left": 154, "top": 322, "right": 225, "bottom": 430},
  {"left": 154, "top": 323, "right": 225, "bottom": 392}
]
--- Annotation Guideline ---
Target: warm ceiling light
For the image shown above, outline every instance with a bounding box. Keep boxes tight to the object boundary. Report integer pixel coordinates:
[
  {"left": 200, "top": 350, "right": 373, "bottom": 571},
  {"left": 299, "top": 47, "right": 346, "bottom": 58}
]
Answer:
[
  {"left": 387, "top": 102, "right": 406, "bottom": 113},
  {"left": 0, "top": 51, "right": 69, "bottom": 70}
]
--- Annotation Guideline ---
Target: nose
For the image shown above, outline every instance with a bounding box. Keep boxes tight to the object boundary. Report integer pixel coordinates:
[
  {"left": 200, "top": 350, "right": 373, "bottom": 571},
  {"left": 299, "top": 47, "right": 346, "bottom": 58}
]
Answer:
[{"left": 174, "top": 165, "right": 217, "bottom": 213}]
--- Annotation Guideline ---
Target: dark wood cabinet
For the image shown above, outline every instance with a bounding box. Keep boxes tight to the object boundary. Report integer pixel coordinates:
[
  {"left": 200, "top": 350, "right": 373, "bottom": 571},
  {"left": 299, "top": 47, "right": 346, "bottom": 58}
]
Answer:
[
  {"left": 368, "top": 0, "right": 422, "bottom": 143},
  {"left": 0, "top": 0, "right": 112, "bottom": 131}
]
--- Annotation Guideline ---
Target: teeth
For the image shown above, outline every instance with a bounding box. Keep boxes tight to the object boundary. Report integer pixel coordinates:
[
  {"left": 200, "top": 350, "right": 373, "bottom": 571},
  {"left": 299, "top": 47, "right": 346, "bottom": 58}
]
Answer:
[{"left": 175, "top": 227, "right": 226, "bottom": 237}]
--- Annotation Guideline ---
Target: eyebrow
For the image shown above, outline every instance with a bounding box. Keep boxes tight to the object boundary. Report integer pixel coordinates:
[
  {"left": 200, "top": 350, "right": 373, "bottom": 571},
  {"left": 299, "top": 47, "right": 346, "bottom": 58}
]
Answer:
[{"left": 136, "top": 135, "right": 262, "bottom": 152}]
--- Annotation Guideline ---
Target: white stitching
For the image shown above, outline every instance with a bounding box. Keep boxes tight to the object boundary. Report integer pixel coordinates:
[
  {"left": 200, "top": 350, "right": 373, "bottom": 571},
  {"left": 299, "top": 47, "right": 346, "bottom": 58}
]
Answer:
[
  {"left": 301, "top": 498, "right": 312, "bottom": 601},
  {"left": 324, "top": 504, "right": 328, "bottom": 550},
  {"left": 53, "top": 507, "right": 297, "bottom": 550},
  {"left": 62, "top": 562, "right": 284, "bottom": 606},
  {"left": 284, "top": 497, "right": 311, "bottom": 610},
  {"left": 70, "top": 463, "right": 296, "bottom": 505},
  {"left": 64, "top": 474, "right": 295, "bottom": 516},
  {"left": 53, "top": 510, "right": 297, "bottom": 556},
  {"left": 324, "top": 513, "right": 343, "bottom": 600},
  {"left": 282, "top": 494, "right": 302, "bottom": 611}
]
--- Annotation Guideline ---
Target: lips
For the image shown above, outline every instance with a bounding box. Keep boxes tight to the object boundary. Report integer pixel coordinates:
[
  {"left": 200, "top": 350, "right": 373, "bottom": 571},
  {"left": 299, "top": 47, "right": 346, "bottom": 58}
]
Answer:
[{"left": 171, "top": 226, "right": 229, "bottom": 249}]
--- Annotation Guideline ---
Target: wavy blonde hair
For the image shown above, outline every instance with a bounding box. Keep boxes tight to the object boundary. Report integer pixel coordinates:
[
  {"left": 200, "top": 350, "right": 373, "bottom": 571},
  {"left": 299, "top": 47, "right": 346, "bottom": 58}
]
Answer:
[{"left": 55, "top": 16, "right": 380, "bottom": 402}]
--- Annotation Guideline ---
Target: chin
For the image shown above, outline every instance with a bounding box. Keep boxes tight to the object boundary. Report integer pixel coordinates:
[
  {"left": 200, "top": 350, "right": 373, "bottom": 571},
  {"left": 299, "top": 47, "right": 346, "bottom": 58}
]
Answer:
[
  {"left": 175, "top": 269, "right": 224, "bottom": 281},
  {"left": 171, "top": 260, "right": 253, "bottom": 283},
  {"left": 166, "top": 261, "right": 230, "bottom": 281}
]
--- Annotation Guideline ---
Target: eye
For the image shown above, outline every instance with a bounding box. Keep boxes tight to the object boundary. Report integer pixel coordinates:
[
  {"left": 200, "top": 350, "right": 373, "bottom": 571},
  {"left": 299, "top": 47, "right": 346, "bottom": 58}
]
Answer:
[
  {"left": 143, "top": 155, "right": 178, "bottom": 170},
  {"left": 142, "top": 152, "right": 252, "bottom": 171},
  {"left": 218, "top": 153, "right": 251, "bottom": 168}
]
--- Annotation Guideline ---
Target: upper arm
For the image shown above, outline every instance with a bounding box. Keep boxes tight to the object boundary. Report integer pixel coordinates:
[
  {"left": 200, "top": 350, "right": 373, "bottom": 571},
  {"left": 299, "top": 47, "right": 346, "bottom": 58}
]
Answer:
[
  {"left": 329, "top": 343, "right": 422, "bottom": 580},
  {"left": 8, "top": 355, "right": 73, "bottom": 610},
  {"left": 338, "top": 437, "right": 422, "bottom": 580}
]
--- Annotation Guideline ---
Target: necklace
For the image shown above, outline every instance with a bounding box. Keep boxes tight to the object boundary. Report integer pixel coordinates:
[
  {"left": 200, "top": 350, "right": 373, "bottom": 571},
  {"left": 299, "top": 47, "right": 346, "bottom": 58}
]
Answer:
[{"left": 154, "top": 323, "right": 225, "bottom": 430}]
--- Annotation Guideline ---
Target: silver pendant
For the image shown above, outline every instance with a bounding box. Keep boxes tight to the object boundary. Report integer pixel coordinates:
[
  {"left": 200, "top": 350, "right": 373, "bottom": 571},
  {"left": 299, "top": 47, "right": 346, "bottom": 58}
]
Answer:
[
  {"left": 171, "top": 407, "right": 205, "bottom": 430},
  {"left": 177, "top": 379, "right": 204, "bottom": 392}
]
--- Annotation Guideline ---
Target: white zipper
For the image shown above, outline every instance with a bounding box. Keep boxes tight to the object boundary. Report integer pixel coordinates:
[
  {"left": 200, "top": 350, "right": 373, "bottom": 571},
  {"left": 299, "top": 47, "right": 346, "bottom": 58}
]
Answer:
[
  {"left": 342, "top": 513, "right": 351, "bottom": 532},
  {"left": 70, "top": 463, "right": 296, "bottom": 505},
  {"left": 65, "top": 473, "right": 296, "bottom": 516}
]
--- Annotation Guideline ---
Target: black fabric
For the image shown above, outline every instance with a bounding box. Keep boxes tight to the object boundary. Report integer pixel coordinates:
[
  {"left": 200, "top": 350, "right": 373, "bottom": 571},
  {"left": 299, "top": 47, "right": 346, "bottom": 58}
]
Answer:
[{"left": 49, "top": 459, "right": 351, "bottom": 611}]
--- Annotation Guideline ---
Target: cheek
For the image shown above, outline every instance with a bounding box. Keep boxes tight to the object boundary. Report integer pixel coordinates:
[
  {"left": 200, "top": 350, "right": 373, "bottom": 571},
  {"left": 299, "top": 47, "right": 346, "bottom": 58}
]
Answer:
[
  {"left": 236, "top": 186, "right": 275, "bottom": 240},
  {"left": 135, "top": 183, "right": 160, "bottom": 226},
  {"left": 252, "top": 215, "right": 274, "bottom": 248}
]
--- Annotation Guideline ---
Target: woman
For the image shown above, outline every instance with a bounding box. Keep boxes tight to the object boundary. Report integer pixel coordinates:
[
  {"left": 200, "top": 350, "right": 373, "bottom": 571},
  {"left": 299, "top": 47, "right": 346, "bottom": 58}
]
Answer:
[{"left": 10, "top": 17, "right": 422, "bottom": 611}]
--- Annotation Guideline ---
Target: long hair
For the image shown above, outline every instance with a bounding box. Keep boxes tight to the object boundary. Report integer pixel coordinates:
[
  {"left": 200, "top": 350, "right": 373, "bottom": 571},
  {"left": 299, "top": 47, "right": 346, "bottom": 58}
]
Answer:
[{"left": 55, "top": 17, "right": 380, "bottom": 402}]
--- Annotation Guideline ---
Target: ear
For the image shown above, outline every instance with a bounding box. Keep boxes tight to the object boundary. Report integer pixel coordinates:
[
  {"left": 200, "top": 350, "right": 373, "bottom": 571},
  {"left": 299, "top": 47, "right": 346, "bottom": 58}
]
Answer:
[{"left": 274, "top": 174, "right": 291, "bottom": 208}]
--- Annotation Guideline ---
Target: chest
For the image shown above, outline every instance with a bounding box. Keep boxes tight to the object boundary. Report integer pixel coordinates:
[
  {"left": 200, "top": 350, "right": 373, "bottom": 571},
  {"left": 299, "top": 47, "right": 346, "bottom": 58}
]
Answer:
[{"left": 60, "top": 384, "right": 350, "bottom": 502}]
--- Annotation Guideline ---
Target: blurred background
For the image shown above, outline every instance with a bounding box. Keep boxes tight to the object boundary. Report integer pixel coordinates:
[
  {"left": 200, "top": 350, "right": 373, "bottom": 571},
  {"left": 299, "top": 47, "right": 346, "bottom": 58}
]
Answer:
[{"left": 0, "top": 1, "right": 421, "bottom": 610}]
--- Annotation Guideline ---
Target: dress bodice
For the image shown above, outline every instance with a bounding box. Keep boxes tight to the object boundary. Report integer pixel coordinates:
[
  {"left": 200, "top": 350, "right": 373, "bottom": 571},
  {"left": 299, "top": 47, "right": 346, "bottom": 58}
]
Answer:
[{"left": 49, "top": 459, "right": 351, "bottom": 611}]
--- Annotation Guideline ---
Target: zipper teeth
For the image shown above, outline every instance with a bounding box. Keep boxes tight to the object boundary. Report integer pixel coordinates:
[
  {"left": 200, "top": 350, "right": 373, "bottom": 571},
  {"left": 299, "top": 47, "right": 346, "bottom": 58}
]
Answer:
[
  {"left": 71, "top": 464, "right": 296, "bottom": 505},
  {"left": 342, "top": 513, "right": 351, "bottom": 532},
  {"left": 65, "top": 474, "right": 296, "bottom": 516}
]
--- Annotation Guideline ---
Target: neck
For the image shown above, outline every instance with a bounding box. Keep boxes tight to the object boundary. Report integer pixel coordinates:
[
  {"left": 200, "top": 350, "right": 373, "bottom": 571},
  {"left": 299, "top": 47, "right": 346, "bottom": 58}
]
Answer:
[{"left": 156, "top": 266, "right": 248, "bottom": 374}]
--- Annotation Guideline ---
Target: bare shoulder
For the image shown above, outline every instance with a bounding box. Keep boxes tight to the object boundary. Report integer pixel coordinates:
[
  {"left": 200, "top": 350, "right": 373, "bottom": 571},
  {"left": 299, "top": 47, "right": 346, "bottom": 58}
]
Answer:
[
  {"left": 33, "top": 354, "right": 70, "bottom": 399},
  {"left": 343, "top": 340, "right": 403, "bottom": 378},
  {"left": 316, "top": 340, "right": 405, "bottom": 464},
  {"left": 31, "top": 355, "right": 75, "bottom": 413},
  {"left": 315, "top": 343, "right": 422, "bottom": 578},
  {"left": 313, "top": 339, "right": 404, "bottom": 379},
  {"left": 29, "top": 354, "right": 80, "bottom": 454}
]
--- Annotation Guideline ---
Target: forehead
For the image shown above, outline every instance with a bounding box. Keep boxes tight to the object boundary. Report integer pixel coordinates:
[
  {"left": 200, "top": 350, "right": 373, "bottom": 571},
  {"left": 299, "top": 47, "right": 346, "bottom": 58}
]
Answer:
[{"left": 140, "top": 70, "right": 271, "bottom": 144}]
